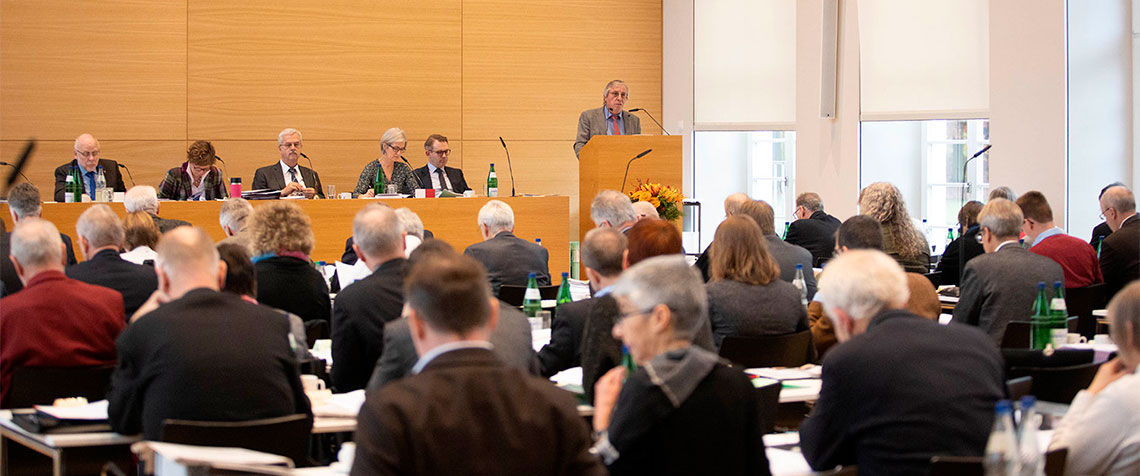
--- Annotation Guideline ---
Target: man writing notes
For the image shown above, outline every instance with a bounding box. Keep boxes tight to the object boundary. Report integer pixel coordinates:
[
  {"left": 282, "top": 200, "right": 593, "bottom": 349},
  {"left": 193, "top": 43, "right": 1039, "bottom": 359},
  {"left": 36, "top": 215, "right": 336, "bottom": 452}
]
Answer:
[
  {"left": 53, "top": 133, "right": 128, "bottom": 202},
  {"left": 412, "top": 134, "right": 469, "bottom": 193},
  {"left": 252, "top": 128, "right": 324, "bottom": 198},
  {"left": 574, "top": 80, "right": 642, "bottom": 156}
]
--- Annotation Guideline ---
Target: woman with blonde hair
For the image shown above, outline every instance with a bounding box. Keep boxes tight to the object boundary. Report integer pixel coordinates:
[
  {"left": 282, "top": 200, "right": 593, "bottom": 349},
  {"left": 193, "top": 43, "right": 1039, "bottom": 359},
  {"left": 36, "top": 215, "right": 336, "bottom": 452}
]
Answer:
[
  {"left": 707, "top": 215, "right": 808, "bottom": 348},
  {"left": 120, "top": 211, "right": 160, "bottom": 265},
  {"left": 858, "top": 182, "right": 931, "bottom": 274},
  {"left": 249, "top": 201, "right": 330, "bottom": 323},
  {"left": 353, "top": 127, "right": 419, "bottom": 197}
]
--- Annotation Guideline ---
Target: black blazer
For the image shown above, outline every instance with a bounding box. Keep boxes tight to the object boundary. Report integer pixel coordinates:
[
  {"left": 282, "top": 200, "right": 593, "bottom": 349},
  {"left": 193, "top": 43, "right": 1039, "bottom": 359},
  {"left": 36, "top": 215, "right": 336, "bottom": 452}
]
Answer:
[
  {"left": 1099, "top": 214, "right": 1139, "bottom": 300},
  {"left": 2, "top": 230, "right": 78, "bottom": 297},
  {"left": 463, "top": 231, "right": 550, "bottom": 297},
  {"left": 412, "top": 165, "right": 469, "bottom": 193},
  {"left": 65, "top": 249, "right": 158, "bottom": 319},
  {"left": 107, "top": 289, "right": 311, "bottom": 440},
  {"left": 255, "top": 256, "right": 331, "bottom": 323},
  {"left": 53, "top": 159, "right": 127, "bottom": 203},
  {"left": 330, "top": 258, "right": 407, "bottom": 392},
  {"left": 251, "top": 163, "right": 325, "bottom": 198},
  {"left": 800, "top": 309, "right": 1004, "bottom": 475},
  {"left": 1089, "top": 221, "right": 1113, "bottom": 247},
  {"left": 934, "top": 225, "right": 984, "bottom": 286},
  {"left": 537, "top": 297, "right": 591, "bottom": 377},
  {"left": 784, "top": 211, "right": 842, "bottom": 264}
]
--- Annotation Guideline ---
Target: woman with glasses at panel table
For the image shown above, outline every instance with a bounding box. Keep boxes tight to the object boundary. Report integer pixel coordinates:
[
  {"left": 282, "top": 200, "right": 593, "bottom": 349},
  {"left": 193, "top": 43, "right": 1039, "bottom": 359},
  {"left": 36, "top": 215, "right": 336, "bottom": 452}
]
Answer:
[{"left": 353, "top": 127, "right": 419, "bottom": 197}]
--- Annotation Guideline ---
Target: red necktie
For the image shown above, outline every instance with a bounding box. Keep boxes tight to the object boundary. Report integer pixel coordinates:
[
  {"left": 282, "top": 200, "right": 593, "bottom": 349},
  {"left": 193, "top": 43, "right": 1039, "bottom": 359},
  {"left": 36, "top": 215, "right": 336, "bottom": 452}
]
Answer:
[{"left": 612, "top": 114, "right": 621, "bottom": 135}]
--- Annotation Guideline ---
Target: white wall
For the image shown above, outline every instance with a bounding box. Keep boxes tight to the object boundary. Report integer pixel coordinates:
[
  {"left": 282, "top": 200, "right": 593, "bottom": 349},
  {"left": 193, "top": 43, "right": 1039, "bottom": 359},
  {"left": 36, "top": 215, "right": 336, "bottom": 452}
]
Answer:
[{"left": 663, "top": 0, "right": 695, "bottom": 198}]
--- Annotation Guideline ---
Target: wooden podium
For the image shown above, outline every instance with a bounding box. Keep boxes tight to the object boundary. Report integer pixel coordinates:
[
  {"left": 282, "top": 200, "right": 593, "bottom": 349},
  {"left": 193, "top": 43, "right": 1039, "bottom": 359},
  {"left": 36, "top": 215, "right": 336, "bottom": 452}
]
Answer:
[{"left": 577, "top": 135, "right": 683, "bottom": 243}]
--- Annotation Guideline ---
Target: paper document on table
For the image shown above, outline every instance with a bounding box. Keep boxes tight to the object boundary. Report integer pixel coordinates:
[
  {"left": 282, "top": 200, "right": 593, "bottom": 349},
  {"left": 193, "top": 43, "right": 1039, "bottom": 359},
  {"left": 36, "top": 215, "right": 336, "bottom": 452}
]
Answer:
[
  {"left": 135, "top": 441, "right": 294, "bottom": 474},
  {"left": 766, "top": 448, "right": 812, "bottom": 473},
  {"left": 747, "top": 366, "right": 819, "bottom": 380},
  {"left": 551, "top": 366, "right": 583, "bottom": 394},
  {"left": 532, "top": 328, "right": 552, "bottom": 352},
  {"left": 568, "top": 279, "right": 591, "bottom": 301},
  {"left": 34, "top": 399, "right": 109, "bottom": 421},
  {"left": 312, "top": 390, "right": 366, "bottom": 418},
  {"left": 335, "top": 260, "right": 372, "bottom": 288}
]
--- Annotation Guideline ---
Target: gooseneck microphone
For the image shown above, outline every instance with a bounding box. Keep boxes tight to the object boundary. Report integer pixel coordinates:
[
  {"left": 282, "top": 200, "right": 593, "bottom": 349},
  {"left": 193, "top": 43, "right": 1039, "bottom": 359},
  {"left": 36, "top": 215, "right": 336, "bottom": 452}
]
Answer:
[
  {"left": 620, "top": 149, "right": 653, "bottom": 193},
  {"left": 961, "top": 145, "right": 991, "bottom": 197},
  {"left": 299, "top": 152, "right": 316, "bottom": 172},
  {"left": 3, "top": 140, "right": 34, "bottom": 189},
  {"left": 214, "top": 155, "right": 227, "bottom": 178},
  {"left": 400, "top": 155, "right": 425, "bottom": 189},
  {"left": 0, "top": 162, "right": 31, "bottom": 185},
  {"left": 499, "top": 136, "right": 517, "bottom": 197},
  {"left": 116, "top": 162, "right": 137, "bottom": 187},
  {"left": 628, "top": 108, "right": 670, "bottom": 135}
]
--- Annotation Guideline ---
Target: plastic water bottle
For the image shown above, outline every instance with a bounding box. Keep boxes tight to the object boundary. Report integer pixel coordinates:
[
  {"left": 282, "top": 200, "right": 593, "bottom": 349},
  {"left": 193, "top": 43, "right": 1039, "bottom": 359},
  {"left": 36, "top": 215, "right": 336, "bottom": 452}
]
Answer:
[
  {"left": 522, "top": 272, "right": 541, "bottom": 317},
  {"left": 95, "top": 167, "right": 107, "bottom": 196},
  {"left": 1017, "top": 396, "right": 1043, "bottom": 476},
  {"left": 793, "top": 264, "right": 808, "bottom": 307},
  {"left": 983, "top": 400, "right": 1020, "bottom": 476}
]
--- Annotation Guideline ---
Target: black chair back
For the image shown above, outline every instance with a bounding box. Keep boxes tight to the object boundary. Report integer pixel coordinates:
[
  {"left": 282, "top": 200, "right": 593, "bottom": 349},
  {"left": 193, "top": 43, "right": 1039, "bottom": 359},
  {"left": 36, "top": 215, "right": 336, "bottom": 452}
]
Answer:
[
  {"left": 923, "top": 271, "right": 942, "bottom": 287},
  {"left": 305, "top": 320, "right": 329, "bottom": 349},
  {"left": 719, "top": 330, "right": 814, "bottom": 368},
  {"left": 1065, "top": 284, "right": 1106, "bottom": 339},
  {"left": 1008, "top": 362, "right": 1103, "bottom": 403},
  {"left": 4, "top": 365, "right": 115, "bottom": 409},
  {"left": 753, "top": 380, "right": 781, "bottom": 435},
  {"left": 1044, "top": 447, "right": 1067, "bottom": 476},
  {"left": 161, "top": 414, "right": 313, "bottom": 467},
  {"left": 497, "top": 284, "right": 559, "bottom": 307},
  {"left": 1000, "top": 318, "right": 1077, "bottom": 349},
  {"left": 1006, "top": 376, "right": 1033, "bottom": 401},
  {"left": 1002, "top": 349, "right": 1094, "bottom": 371},
  {"left": 928, "top": 456, "right": 982, "bottom": 476}
]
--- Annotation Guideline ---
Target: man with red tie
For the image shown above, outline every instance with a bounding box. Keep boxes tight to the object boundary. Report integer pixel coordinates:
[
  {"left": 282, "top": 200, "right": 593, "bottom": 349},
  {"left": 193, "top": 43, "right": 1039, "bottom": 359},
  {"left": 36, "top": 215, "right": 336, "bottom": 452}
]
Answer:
[{"left": 574, "top": 80, "right": 643, "bottom": 156}]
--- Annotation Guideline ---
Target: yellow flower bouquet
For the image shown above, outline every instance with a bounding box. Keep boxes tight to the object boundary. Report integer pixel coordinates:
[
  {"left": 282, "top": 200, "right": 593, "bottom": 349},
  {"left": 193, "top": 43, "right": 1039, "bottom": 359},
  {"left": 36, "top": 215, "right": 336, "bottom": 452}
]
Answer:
[{"left": 627, "top": 181, "right": 684, "bottom": 221}]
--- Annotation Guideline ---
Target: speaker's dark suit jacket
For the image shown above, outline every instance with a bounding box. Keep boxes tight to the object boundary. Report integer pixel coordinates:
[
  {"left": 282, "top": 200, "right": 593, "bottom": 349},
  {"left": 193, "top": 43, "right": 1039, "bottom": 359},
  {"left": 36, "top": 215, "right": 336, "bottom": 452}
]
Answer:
[
  {"left": 951, "top": 243, "right": 1065, "bottom": 345},
  {"left": 107, "top": 288, "right": 311, "bottom": 440},
  {"left": 251, "top": 162, "right": 325, "bottom": 198},
  {"left": 463, "top": 231, "right": 550, "bottom": 297},
  {"left": 784, "top": 211, "right": 842, "bottom": 265},
  {"left": 800, "top": 310, "right": 1004, "bottom": 475},
  {"left": 53, "top": 159, "right": 128, "bottom": 203},
  {"left": 331, "top": 258, "right": 406, "bottom": 393},
  {"left": 1099, "top": 214, "right": 1139, "bottom": 301},
  {"left": 351, "top": 347, "right": 605, "bottom": 476},
  {"left": 537, "top": 297, "right": 591, "bottom": 377},
  {"left": 66, "top": 248, "right": 158, "bottom": 319},
  {"left": 412, "top": 165, "right": 469, "bottom": 193}
]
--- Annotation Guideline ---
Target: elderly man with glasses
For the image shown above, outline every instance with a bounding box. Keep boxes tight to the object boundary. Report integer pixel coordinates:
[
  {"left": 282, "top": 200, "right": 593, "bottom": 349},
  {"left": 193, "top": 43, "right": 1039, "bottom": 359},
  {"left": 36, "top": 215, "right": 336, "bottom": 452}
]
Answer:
[
  {"left": 53, "top": 133, "right": 128, "bottom": 202},
  {"left": 251, "top": 128, "right": 324, "bottom": 199},
  {"left": 1097, "top": 185, "right": 1139, "bottom": 300}
]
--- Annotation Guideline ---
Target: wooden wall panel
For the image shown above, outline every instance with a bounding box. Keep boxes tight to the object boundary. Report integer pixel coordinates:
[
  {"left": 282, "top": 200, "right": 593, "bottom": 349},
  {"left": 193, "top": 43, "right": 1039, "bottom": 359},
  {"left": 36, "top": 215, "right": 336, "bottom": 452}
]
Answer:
[
  {"left": 461, "top": 140, "right": 581, "bottom": 237},
  {"left": 0, "top": 0, "right": 187, "bottom": 140},
  {"left": 187, "top": 0, "right": 462, "bottom": 140},
  {"left": 0, "top": 140, "right": 189, "bottom": 201}
]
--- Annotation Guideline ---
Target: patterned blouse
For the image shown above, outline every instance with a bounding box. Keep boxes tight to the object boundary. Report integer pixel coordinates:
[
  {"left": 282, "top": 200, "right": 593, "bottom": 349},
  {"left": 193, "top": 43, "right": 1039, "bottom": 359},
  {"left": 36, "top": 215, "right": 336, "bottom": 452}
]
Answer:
[
  {"left": 353, "top": 159, "right": 418, "bottom": 196},
  {"left": 157, "top": 163, "right": 228, "bottom": 201}
]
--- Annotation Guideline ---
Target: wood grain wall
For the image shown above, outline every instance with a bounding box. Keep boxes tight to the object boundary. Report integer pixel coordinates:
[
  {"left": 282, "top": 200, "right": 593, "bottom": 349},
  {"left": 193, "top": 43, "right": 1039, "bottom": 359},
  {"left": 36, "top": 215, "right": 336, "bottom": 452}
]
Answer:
[{"left": 0, "top": 0, "right": 662, "bottom": 240}]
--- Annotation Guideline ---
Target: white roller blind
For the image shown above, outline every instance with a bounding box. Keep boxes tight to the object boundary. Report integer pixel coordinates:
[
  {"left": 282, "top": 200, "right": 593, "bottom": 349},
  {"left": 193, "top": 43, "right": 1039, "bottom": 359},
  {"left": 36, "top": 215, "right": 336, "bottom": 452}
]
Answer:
[
  {"left": 858, "top": 0, "right": 989, "bottom": 120},
  {"left": 694, "top": 0, "right": 797, "bottom": 127}
]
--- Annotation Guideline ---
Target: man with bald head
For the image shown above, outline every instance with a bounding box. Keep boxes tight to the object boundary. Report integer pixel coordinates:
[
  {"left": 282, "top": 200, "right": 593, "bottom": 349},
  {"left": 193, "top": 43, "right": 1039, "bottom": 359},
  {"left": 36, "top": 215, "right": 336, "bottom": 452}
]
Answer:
[
  {"left": 1098, "top": 185, "right": 1139, "bottom": 300},
  {"left": 1, "top": 219, "right": 123, "bottom": 406},
  {"left": 107, "top": 227, "right": 311, "bottom": 440},
  {"left": 53, "top": 134, "right": 127, "bottom": 202}
]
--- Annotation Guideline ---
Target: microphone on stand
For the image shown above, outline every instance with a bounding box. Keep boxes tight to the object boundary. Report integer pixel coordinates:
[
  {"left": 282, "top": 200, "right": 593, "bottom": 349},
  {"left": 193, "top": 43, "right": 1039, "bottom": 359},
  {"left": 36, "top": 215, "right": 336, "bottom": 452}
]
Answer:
[
  {"left": 961, "top": 145, "right": 991, "bottom": 198},
  {"left": 400, "top": 156, "right": 425, "bottom": 189},
  {"left": 0, "top": 162, "right": 31, "bottom": 185},
  {"left": 299, "top": 152, "right": 316, "bottom": 171},
  {"left": 621, "top": 149, "right": 653, "bottom": 193},
  {"left": 116, "top": 162, "right": 137, "bottom": 187},
  {"left": 499, "top": 137, "right": 517, "bottom": 197},
  {"left": 628, "top": 108, "right": 670, "bottom": 135},
  {"left": 215, "top": 155, "right": 228, "bottom": 178},
  {"left": 3, "top": 140, "right": 34, "bottom": 190}
]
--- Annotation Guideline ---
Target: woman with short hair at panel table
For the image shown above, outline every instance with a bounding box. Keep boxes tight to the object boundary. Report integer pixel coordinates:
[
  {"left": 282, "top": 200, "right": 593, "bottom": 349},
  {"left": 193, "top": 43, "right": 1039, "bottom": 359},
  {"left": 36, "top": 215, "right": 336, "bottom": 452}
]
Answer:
[
  {"left": 157, "top": 140, "right": 228, "bottom": 201},
  {"left": 353, "top": 127, "right": 419, "bottom": 197}
]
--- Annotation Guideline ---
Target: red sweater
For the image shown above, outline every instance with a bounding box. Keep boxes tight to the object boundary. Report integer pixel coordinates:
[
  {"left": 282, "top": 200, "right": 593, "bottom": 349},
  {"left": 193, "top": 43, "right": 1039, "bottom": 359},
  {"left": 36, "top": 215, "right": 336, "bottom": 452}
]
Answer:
[
  {"left": 0, "top": 270, "right": 124, "bottom": 406},
  {"left": 1030, "top": 233, "right": 1103, "bottom": 288}
]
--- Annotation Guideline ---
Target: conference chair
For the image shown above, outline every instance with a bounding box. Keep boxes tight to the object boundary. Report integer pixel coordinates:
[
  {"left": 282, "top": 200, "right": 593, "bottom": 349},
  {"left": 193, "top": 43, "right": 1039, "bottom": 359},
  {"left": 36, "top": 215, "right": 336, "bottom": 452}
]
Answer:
[
  {"left": 922, "top": 271, "right": 942, "bottom": 287},
  {"left": 753, "top": 380, "right": 782, "bottom": 435},
  {"left": 718, "top": 330, "right": 815, "bottom": 368},
  {"left": 161, "top": 414, "right": 314, "bottom": 467},
  {"left": 1007, "top": 362, "right": 1103, "bottom": 403},
  {"left": 3, "top": 365, "right": 115, "bottom": 409},
  {"left": 1064, "top": 283, "right": 1107, "bottom": 339},
  {"left": 999, "top": 317, "right": 1079, "bottom": 349},
  {"left": 497, "top": 284, "right": 559, "bottom": 307},
  {"left": 929, "top": 448, "right": 1066, "bottom": 476},
  {"left": 1006, "top": 376, "right": 1033, "bottom": 401}
]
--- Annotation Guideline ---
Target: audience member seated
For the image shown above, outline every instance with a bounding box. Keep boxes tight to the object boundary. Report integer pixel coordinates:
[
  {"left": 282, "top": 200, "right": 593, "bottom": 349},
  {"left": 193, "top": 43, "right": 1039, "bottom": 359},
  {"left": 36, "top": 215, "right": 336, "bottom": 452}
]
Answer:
[
  {"left": 366, "top": 240, "right": 537, "bottom": 389},
  {"left": 1090, "top": 181, "right": 1125, "bottom": 247},
  {"left": 463, "top": 200, "right": 550, "bottom": 296},
  {"left": 1098, "top": 185, "right": 1139, "bottom": 300},
  {"left": 411, "top": 134, "right": 469, "bottom": 193},
  {"left": 216, "top": 242, "right": 309, "bottom": 362},
  {"left": 120, "top": 211, "right": 160, "bottom": 265},
  {"left": 0, "top": 219, "right": 124, "bottom": 407},
  {"left": 591, "top": 255, "right": 770, "bottom": 475},
  {"left": 248, "top": 201, "right": 330, "bottom": 323},
  {"left": 951, "top": 199, "right": 1064, "bottom": 344},
  {"left": 65, "top": 205, "right": 158, "bottom": 318},
  {"left": 706, "top": 215, "right": 807, "bottom": 348},
  {"left": 353, "top": 127, "right": 418, "bottom": 197},
  {"left": 217, "top": 197, "right": 254, "bottom": 253},
  {"left": 988, "top": 185, "right": 1017, "bottom": 202},
  {"left": 538, "top": 227, "right": 626, "bottom": 377},
  {"left": 590, "top": 189, "right": 639, "bottom": 234},
  {"left": 394, "top": 208, "right": 425, "bottom": 256},
  {"left": 800, "top": 250, "right": 1003, "bottom": 474},
  {"left": 859, "top": 182, "right": 931, "bottom": 274},
  {"left": 3, "top": 183, "right": 78, "bottom": 295},
  {"left": 351, "top": 251, "right": 600, "bottom": 475},
  {"left": 631, "top": 200, "right": 659, "bottom": 220},
  {"left": 740, "top": 200, "right": 817, "bottom": 300},
  {"left": 331, "top": 205, "right": 408, "bottom": 392},
  {"left": 695, "top": 192, "right": 751, "bottom": 281},
  {"left": 785, "top": 192, "right": 842, "bottom": 264},
  {"left": 1017, "top": 190, "right": 1102, "bottom": 288},
  {"left": 52, "top": 133, "right": 127, "bottom": 202},
  {"left": 107, "top": 227, "right": 311, "bottom": 440},
  {"left": 158, "top": 140, "right": 228, "bottom": 201},
  {"left": 124, "top": 185, "right": 191, "bottom": 233},
  {"left": 251, "top": 128, "right": 323, "bottom": 198},
  {"left": 1049, "top": 281, "right": 1140, "bottom": 476},
  {"left": 0, "top": 221, "right": 11, "bottom": 297},
  {"left": 934, "top": 200, "right": 985, "bottom": 286}
]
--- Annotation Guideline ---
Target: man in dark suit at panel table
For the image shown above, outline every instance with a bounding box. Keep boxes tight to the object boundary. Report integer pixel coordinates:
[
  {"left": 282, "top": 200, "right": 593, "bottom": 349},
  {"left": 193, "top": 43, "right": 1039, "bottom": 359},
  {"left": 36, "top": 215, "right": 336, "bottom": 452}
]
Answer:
[
  {"left": 463, "top": 199, "right": 550, "bottom": 297},
  {"left": 784, "top": 192, "right": 842, "bottom": 265},
  {"left": 351, "top": 251, "right": 603, "bottom": 475},
  {"left": 573, "top": 80, "right": 642, "bottom": 156},
  {"left": 251, "top": 128, "right": 324, "bottom": 199},
  {"left": 52, "top": 133, "right": 127, "bottom": 203},
  {"left": 107, "top": 227, "right": 311, "bottom": 440},
  {"left": 411, "top": 134, "right": 469, "bottom": 194},
  {"left": 1098, "top": 185, "right": 1139, "bottom": 301},
  {"left": 65, "top": 204, "right": 158, "bottom": 319}
]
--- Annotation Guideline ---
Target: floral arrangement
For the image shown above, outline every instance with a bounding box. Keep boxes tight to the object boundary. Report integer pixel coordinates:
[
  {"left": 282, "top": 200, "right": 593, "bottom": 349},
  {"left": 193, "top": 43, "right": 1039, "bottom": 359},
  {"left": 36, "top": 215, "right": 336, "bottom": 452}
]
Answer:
[{"left": 627, "top": 181, "right": 684, "bottom": 221}]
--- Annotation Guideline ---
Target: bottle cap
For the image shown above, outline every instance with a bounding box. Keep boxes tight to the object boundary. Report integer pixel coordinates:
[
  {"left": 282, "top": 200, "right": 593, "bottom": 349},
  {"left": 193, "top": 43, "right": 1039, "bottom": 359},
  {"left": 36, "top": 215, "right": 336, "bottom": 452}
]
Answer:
[
  {"left": 1054, "top": 281, "right": 1062, "bottom": 287},
  {"left": 795, "top": 264, "right": 803, "bottom": 269},
  {"left": 1037, "top": 282, "right": 1046, "bottom": 290},
  {"left": 1019, "top": 395, "right": 1036, "bottom": 408},
  {"left": 528, "top": 272, "right": 536, "bottom": 278},
  {"left": 562, "top": 271, "right": 569, "bottom": 278},
  {"left": 995, "top": 399, "right": 1012, "bottom": 413}
]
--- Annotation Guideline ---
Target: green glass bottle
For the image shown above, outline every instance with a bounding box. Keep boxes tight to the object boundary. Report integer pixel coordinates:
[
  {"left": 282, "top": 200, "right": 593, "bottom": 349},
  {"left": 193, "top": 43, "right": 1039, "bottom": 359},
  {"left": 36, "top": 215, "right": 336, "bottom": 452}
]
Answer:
[
  {"left": 373, "top": 165, "right": 386, "bottom": 195},
  {"left": 556, "top": 272, "right": 572, "bottom": 306},
  {"left": 621, "top": 345, "right": 637, "bottom": 375},
  {"left": 782, "top": 221, "right": 790, "bottom": 239},
  {"left": 1049, "top": 281, "right": 1068, "bottom": 347},
  {"left": 1030, "top": 282, "right": 1051, "bottom": 350},
  {"left": 947, "top": 227, "right": 955, "bottom": 245},
  {"left": 487, "top": 163, "right": 498, "bottom": 197},
  {"left": 522, "top": 272, "right": 542, "bottom": 317},
  {"left": 71, "top": 166, "right": 84, "bottom": 202},
  {"left": 1096, "top": 235, "right": 1104, "bottom": 259}
]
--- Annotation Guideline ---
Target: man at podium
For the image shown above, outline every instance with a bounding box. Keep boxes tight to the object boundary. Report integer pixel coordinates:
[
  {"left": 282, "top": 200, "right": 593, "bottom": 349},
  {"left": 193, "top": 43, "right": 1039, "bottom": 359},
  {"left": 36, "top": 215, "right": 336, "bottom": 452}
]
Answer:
[{"left": 574, "top": 80, "right": 641, "bottom": 156}]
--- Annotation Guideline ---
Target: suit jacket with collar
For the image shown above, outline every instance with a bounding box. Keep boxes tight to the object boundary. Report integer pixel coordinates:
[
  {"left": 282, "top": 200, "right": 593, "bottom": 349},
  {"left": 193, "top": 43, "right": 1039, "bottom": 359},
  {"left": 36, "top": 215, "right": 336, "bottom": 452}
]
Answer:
[
  {"left": 800, "top": 309, "right": 1004, "bottom": 475},
  {"left": 951, "top": 243, "right": 1065, "bottom": 345},
  {"left": 330, "top": 258, "right": 407, "bottom": 392},
  {"left": 574, "top": 107, "right": 643, "bottom": 155},
  {"left": 764, "top": 234, "right": 817, "bottom": 301},
  {"left": 255, "top": 255, "right": 331, "bottom": 324},
  {"left": 1099, "top": 214, "right": 1139, "bottom": 300},
  {"left": 107, "top": 288, "right": 311, "bottom": 440},
  {"left": 537, "top": 296, "right": 592, "bottom": 377},
  {"left": 784, "top": 211, "right": 842, "bottom": 265},
  {"left": 463, "top": 231, "right": 550, "bottom": 297},
  {"left": 147, "top": 212, "right": 191, "bottom": 234},
  {"left": 411, "top": 165, "right": 469, "bottom": 193},
  {"left": 53, "top": 159, "right": 128, "bottom": 203},
  {"left": 366, "top": 301, "right": 538, "bottom": 390},
  {"left": 251, "top": 162, "right": 325, "bottom": 198},
  {"left": 352, "top": 347, "right": 605, "bottom": 476},
  {"left": 65, "top": 248, "right": 159, "bottom": 319}
]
